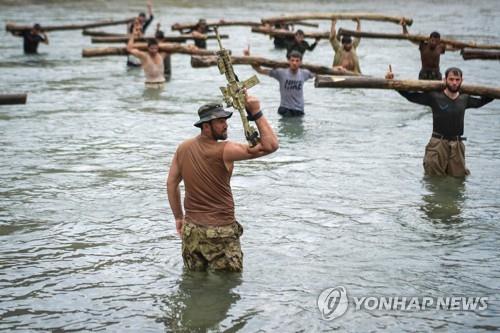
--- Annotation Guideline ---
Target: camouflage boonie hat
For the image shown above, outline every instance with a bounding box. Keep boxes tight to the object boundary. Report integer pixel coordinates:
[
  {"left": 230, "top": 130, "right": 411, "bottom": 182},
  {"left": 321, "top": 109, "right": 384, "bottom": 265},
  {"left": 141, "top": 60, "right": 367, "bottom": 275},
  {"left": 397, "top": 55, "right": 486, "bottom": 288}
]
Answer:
[{"left": 194, "top": 103, "right": 233, "bottom": 128}]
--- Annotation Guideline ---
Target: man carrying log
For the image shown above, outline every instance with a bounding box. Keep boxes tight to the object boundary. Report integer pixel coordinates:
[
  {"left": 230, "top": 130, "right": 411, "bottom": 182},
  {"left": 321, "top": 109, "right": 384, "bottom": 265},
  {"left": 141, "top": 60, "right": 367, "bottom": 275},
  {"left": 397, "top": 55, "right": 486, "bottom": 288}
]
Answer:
[
  {"left": 403, "top": 25, "right": 446, "bottom": 80},
  {"left": 286, "top": 29, "right": 320, "bottom": 59},
  {"left": 175, "top": 18, "right": 215, "bottom": 49},
  {"left": 246, "top": 50, "right": 315, "bottom": 117},
  {"left": 127, "top": 0, "right": 154, "bottom": 67},
  {"left": 127, "top": 23, "right": 168, "bottom": 88},
  {"left": 188, "top": 19, "right": 213, "bottom": 49},
  {"left": 127, "top": 0, "right": 154, "bottom": 34},
  {"left": 154, "top": 23, "right": 171, "bottom": 80},
  {"left": 386, "top": 67, "right": 494, "bottom": 177},
  {"left": 10, "top": 23, "right": 49, "bottom": 54},
  {"left": 330, "top": 19, "right": 361, "bottom": 74},
  {"left": 272, "top": 22, "right": 294, "bottom": 49},
  {"left": 167, "top": 94, "right": 278, "bottom": 272}
]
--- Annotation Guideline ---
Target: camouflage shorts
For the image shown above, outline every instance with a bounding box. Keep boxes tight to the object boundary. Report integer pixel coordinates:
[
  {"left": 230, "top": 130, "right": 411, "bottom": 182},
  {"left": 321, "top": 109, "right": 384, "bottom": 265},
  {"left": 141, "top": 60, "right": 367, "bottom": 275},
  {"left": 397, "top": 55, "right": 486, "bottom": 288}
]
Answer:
[{"left": 181, "top": 221, "right": 244, "bottom": 272}]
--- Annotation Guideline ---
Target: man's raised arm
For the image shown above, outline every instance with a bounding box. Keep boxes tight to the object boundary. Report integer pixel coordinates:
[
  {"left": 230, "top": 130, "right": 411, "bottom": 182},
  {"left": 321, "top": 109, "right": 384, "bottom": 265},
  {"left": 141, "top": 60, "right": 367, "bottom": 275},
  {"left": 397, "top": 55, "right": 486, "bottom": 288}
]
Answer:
[
  {"left": 127, "top": 24, "right": 147, "bottom": 61},
  {"left": 223, "top": 94, "right": 279, "bottom": 162}
]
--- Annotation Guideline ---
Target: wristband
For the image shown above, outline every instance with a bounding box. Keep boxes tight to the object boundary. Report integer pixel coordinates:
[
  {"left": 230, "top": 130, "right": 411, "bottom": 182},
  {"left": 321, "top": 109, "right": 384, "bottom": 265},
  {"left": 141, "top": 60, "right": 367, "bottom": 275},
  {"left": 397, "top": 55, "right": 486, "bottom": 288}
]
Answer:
[{"left": 247, "top": 110, "right": 263, "bottom": 121}]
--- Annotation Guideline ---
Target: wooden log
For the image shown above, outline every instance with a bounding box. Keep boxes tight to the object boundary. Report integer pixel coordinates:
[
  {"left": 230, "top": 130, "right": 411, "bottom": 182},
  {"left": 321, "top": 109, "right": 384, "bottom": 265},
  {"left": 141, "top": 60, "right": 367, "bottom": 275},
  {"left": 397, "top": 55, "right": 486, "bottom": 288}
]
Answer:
[
  {"left": 82, "top": 43, "right": 219, "bottom": 57},
  {"left": 251, "top": 26, "right": 329, "bottom": 39},
  {"left": 262, "top": 13, "right": 413, "bottom": 26},
  {"left": 0, "top": 94, "right": 27, "bottom": 105},
  {"left": 461, "top": 48, "right": 500, "bottom": 60},
  {"left": 191, "top": 55, "right": 360, "bottom": 76},
  {"left": 338, "top": 28, "right": 500, "bottom": 50},
  {"left": 6, "top": 18, "right": 134, "bottom": 32},
  {"left": 90, "top": 34, "right": 229, "bottom": 44},
  {"left": 170, "top": 19, "right": 319, "bottom": 31},
  {"left": 293, "top": 21, "right": 319, "bottom": 28},
  {"left": 82, "top": 30, "right": 124, "bottom": 37},
  {"left": 314, "top": 76, "right": 500, "bottom": 99},
  {"left": 171, "top": 20, "right": 262, "bottom": 31}
]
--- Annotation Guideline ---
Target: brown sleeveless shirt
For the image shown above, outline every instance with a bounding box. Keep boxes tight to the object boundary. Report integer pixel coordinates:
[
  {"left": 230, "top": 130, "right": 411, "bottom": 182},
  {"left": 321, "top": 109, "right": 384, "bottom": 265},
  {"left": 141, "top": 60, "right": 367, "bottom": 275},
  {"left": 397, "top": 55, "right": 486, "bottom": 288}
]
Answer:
[{"left": 175, "top": 135, "right": 235, "bottom": 226}]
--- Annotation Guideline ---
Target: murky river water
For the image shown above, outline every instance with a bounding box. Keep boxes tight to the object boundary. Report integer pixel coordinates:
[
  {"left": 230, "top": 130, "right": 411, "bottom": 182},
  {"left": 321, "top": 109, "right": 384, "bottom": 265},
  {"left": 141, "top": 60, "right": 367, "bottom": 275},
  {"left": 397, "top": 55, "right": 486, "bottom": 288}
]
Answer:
[{"left": 1, "top": 0, "right": 499, "bottom": 331}]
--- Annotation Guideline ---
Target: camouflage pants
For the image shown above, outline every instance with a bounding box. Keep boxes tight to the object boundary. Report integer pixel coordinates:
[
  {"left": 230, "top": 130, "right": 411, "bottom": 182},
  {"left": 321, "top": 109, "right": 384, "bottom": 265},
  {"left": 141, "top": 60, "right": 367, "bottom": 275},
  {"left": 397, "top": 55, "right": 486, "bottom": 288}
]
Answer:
[
  {"left": 423, "top": 137, "right": 470, "bottom": 177},
  {"left": 181, "top": 221, "right": 244, "bottom": 272}
]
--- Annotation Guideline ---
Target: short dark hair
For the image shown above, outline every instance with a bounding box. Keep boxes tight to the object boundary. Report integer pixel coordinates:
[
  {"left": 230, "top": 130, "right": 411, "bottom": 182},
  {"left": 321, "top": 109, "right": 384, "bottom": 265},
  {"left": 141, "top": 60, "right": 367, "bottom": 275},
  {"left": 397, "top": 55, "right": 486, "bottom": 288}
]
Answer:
[
  {"left": 295, "top": 29, "right": 304, "bottom": 36},
  {"left": 445, "top": 67, "right": 463, "bottom": 78},
  {"left": 288, "top": 50, "right": 303, "bottom": 60},
  {"left": 341, "top": 35, "right": 352, "bottom": 44},
  {"left": 147, "top": 39, "right": 159, "bottom": 47},
  {"left": 33, "top": 23, "right": 41, "bottom": 30},
  {"left": 138, "top": 12, "right": 146, "bottom": 18},
  {"left": 430, "top": 31, "right": 440, "bottom": 39}
]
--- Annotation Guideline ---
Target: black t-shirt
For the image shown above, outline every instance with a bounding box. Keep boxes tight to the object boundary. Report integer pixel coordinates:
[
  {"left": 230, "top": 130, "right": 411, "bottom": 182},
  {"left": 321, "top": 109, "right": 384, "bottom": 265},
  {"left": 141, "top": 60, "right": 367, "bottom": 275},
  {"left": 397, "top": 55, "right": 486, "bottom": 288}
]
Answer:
[
  {"left": 194, "top": 38, "right": 206, "bottom": 49},
  {"left": 286, "top": 40, "right": 317, "bottom": 58},
  {"left": 189, "top": 26, "right": 212, "bottom": 49},
  {"left": 128, "top": 15, "right": 154, "bottom": 34},
  {"left": 22, "top": 30, "right": 45, "bottom": 54},
  {"left": 399, "top": 91, "right": 493, "bottom": 136}
]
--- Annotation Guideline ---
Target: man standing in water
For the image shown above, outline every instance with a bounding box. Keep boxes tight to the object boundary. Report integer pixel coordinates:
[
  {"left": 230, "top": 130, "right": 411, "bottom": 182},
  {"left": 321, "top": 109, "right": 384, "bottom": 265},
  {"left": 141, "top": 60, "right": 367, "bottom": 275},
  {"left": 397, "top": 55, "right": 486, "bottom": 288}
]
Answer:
[
  {"left": 386, "top": 67, "right": 494, "bottom": 177},
  {"left": 285, "top": 29, "right": 320, "bottom": 59},
  {"left": 247, "top": 50, "right": 315, "bottom": 117},
  {"left": 127, "top": 23, "right": 168, "bottom": 88},
  {"left": 329, "top": 18, "right": 362, "bottom": 74},
  {"left": 272, "top": 22, "right": 294, "bottom": 49},
  {"left": 189, "top": 19, "right": 212, "bottom": 49},
  {"left": 11, "top": 23, "right": 49, "bottom": 54},
  {"left": 154, "top": 23, "right": 171, "bottom": 80},
  {"left": 403, "top": 26, "right": 446, "bottom": 80},
  {"left": 167, "top": 94, "right": 279, "bottom": 272}
]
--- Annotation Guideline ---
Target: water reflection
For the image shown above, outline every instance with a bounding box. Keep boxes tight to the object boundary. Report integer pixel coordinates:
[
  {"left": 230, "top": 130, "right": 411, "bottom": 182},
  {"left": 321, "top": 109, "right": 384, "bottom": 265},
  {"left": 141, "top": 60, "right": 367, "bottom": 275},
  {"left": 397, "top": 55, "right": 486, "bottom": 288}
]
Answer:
[
  {"left": 421, "top": 176, "right": 466, "bottom": 224},
  {"left": 277, "top": 116, "right": 305, "bottom": 141},
  {"left": 143, "top": 85, "right": 164, "bottom": 99},
  {"left": 160, "top": 270, "right": 242, "bottom": 332}
]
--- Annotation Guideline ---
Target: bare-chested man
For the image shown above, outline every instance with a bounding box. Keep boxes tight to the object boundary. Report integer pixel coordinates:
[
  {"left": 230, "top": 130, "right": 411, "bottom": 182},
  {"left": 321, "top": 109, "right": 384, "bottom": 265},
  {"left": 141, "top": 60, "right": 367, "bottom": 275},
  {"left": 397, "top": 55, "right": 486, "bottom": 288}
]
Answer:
[
  {"left": 127, "top": 21, "right": 169, "bottom": 88},
  {"left": 403, "top": 25, "right": 446, "bottom": 80},
  {"left": 329, "top": 18, "right": 361, "bottom": 74}
]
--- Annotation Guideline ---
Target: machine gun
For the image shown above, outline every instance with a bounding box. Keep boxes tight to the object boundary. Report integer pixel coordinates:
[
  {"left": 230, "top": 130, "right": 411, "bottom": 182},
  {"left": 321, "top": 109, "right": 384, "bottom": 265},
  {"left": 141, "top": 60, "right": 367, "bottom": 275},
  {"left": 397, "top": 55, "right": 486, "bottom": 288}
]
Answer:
[{"left": 214, "top": 27, "right": 260, "bottom": 147}]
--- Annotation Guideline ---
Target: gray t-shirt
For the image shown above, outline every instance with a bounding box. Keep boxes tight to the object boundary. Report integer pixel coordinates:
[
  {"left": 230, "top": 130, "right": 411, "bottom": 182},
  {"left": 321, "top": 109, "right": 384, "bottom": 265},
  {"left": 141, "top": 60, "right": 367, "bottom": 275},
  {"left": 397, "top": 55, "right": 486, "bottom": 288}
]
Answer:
[{"left": 269, "top": 68, "right": 314, "bottom": 112}]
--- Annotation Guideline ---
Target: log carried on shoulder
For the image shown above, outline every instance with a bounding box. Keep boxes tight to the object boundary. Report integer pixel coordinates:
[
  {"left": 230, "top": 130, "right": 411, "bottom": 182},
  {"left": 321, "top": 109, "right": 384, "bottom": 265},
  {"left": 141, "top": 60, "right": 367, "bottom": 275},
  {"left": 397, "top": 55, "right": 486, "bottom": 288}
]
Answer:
[
  {"left": 251, "top": 26, "right": 329, "bottom": 39},
  {"left": 315, "top": 76, "right": 500, "bottom": 99},
  {"left": 338, "top": 28, "right": 500, "bottom": 50},
  {"left": 262, "top": 13, "right": 413, "bottom": 26},
  {"left": 82, "top": 30, "right": 125, "bottom": 37},
  {"left": 82, "top": 43, "right": 219, "bottom": 57},
  {"left": 171, "top": 20, "right": 262, "bottom": 31},
  {"left": 90, "top": 34, "right": 229, "bottom": 44},
  {"left": 0, "top": 94, "right": 27, "bottom": 105},
  {"left": 191, "top": 55, "right": 360, "bottom": 76},
  {"left": 293, "top": 22, "right": 320, "bottom": 28},
  {"left": 6, "top": 18, "right": 134, "bottom": 32},
  {"left": 461, "top": 48, "right": 500, "bottom": 60},
  {"left": 171, "top": 20, "right": 320, "bottom": 32}
]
